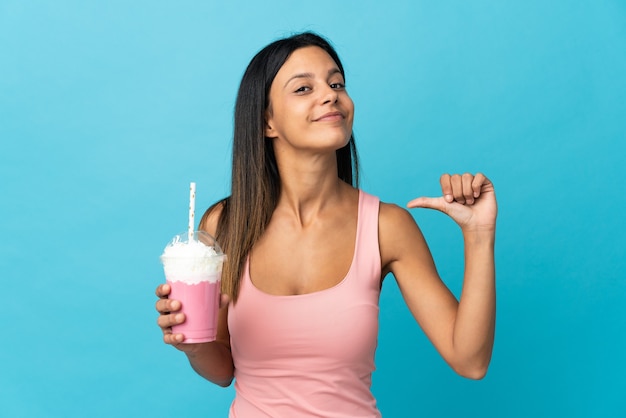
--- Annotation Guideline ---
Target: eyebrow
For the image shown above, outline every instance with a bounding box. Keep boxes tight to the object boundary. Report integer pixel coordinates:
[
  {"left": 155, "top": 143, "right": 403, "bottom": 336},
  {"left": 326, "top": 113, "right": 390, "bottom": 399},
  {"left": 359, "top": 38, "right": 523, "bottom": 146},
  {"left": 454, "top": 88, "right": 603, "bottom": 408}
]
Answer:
[{"left": 283, "top": 68, "right": 342, "bottom": 88}]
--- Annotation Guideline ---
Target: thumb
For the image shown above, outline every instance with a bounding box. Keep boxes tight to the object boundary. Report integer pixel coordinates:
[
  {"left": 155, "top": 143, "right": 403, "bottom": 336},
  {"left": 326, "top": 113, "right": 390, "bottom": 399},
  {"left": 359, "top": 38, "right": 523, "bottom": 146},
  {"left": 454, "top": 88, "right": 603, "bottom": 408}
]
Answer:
[
  {"left": 406, "top": 196, "right": 448, "bottom": 212},
  {"left": 220, "top": 293, "right": 231, "bottom": 308}
]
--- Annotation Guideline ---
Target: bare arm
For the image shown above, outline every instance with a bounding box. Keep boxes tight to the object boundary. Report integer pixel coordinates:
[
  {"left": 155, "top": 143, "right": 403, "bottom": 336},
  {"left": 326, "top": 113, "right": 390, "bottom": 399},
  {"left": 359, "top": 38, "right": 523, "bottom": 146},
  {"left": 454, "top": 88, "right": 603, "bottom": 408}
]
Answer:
[
  {"left": 155, "top": 202, "right": 234, "bottom": 387},
  {"left": 381, "top": 173, "right": 496, "bottom": 379}
]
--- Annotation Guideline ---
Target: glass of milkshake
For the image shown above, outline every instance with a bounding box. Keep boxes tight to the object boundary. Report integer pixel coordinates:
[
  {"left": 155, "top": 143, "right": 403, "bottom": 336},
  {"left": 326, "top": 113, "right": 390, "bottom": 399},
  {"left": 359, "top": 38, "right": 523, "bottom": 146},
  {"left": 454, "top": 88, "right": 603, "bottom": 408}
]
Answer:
[{"left": 160, "top": 230, "right": 225, "bottom": 343}]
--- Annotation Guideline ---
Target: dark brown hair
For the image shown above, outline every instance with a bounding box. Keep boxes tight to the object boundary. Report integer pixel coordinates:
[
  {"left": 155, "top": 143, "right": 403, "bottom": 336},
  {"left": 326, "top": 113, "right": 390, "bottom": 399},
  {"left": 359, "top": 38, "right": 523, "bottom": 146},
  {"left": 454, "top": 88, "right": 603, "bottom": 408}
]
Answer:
[{"left": 201, "top": 32, "right": 359, "bottom": 302}]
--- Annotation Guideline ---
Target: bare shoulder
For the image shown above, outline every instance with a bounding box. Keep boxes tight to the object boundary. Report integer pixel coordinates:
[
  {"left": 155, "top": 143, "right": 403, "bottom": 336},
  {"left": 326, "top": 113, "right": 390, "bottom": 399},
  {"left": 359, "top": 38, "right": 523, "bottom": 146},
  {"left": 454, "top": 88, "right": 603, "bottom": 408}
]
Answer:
[
  {"left": 198, "top": 199, "right": 226, "bottom": 236},
  {"left": 378, "top": 201, "right": 430, "bottom": 275},
  {"left": 379, "top": 201, "right": 426, "bottom": 247},
  {"left": 379, "top": 201, "right": 417, "bottom": 231}
]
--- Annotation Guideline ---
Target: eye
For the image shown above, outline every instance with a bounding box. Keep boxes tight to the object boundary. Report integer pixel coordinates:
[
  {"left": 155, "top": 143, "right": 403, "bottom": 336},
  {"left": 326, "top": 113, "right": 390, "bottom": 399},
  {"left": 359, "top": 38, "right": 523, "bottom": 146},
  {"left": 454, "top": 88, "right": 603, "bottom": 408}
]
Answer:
[
  {"left": 294, "top": 86, "right": 311, "bottom": 93},
  {"left": 330, "top": 82, "right": 346, "bottom": 90}
]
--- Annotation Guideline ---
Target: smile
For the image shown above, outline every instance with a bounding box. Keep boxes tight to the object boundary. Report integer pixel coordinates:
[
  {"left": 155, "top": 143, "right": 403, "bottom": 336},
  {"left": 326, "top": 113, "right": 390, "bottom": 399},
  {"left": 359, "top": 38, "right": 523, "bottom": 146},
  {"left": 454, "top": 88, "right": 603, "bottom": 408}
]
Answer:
[{"left": 313, "top": 111, "right": 344, "bottom": 122}]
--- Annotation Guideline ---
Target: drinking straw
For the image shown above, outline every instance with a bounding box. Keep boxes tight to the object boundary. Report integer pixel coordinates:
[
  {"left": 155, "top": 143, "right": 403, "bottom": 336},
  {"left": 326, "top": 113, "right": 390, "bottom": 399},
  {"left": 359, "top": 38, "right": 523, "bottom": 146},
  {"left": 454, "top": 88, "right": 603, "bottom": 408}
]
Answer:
[{"left": 188, "top": 182, "right": 196, "bottom": 242}]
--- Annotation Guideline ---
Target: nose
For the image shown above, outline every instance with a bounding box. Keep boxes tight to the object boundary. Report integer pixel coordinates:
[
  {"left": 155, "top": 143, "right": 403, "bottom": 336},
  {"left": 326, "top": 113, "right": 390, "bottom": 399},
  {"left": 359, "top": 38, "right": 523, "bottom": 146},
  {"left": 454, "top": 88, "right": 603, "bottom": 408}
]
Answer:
[{"left": 321, "top": 85, "right": 339, "bottom": 104}]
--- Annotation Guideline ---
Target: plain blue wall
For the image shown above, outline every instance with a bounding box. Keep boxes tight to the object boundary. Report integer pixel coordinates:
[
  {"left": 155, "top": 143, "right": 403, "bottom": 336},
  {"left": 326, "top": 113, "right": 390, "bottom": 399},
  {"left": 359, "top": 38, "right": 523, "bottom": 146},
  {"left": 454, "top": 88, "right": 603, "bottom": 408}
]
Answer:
[{"left": 1, "top": 1, "right": 624, "bottom": 417}]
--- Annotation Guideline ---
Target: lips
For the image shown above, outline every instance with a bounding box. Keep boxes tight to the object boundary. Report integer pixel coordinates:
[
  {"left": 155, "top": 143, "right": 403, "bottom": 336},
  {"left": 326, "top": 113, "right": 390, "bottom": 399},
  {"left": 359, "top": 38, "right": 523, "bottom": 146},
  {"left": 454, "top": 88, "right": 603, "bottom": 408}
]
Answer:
[{"left": 313, "top": 111, "right": 344, "bottom": 122}]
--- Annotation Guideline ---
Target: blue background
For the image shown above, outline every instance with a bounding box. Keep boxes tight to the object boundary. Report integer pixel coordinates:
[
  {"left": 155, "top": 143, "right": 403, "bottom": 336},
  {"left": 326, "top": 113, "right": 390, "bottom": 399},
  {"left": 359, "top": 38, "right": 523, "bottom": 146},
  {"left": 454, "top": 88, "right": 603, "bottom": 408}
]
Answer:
[{"left": 1, "top": 1, "right": 625, "bottom": 417}]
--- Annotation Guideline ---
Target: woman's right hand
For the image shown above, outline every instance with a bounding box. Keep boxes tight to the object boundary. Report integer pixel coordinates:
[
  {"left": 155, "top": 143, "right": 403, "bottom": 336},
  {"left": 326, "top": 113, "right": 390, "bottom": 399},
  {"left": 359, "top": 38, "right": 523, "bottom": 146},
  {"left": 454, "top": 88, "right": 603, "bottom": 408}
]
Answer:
[
  {"left": 155, "top": 283, "right": 235, "bottom": 385},
  {"left": 155, "top": 284, "right": 232, "bottom": 351},
  {"left": 155, "top": 283, "right": 188, "bottom": 349}
]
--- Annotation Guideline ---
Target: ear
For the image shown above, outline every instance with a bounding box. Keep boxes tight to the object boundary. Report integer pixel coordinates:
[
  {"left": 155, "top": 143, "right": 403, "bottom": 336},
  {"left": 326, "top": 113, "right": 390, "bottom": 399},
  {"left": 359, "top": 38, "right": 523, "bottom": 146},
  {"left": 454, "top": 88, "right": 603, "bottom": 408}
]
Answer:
[
  {"left": 265, "top": 122, "right": 276, "bottom": 138},
  {"left": 264, "top": 110, "right": 277, "bottom": 138}
]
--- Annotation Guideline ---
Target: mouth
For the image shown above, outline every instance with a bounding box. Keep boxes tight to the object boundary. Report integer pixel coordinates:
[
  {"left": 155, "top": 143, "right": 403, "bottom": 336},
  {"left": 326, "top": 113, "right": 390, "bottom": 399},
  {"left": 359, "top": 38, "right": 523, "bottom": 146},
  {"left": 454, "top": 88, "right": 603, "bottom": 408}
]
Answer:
[{"left": 313, "top": 111, "right": 344, "bottom": 122}]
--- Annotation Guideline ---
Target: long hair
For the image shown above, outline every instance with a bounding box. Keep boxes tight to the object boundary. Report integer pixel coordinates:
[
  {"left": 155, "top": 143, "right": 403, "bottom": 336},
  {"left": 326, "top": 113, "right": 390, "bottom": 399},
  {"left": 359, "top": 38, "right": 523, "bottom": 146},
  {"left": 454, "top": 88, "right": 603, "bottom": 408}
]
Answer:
[{"left": 202, "top": 32, "right": 359, "bottom": 302}]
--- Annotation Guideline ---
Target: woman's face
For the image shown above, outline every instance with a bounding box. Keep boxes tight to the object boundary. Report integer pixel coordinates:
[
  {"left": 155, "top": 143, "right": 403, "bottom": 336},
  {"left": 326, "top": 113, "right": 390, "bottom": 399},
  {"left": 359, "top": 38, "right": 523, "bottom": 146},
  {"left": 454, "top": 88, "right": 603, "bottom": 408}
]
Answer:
[{"left": 265, "top": 46, "right": 354, "bottom": 154}]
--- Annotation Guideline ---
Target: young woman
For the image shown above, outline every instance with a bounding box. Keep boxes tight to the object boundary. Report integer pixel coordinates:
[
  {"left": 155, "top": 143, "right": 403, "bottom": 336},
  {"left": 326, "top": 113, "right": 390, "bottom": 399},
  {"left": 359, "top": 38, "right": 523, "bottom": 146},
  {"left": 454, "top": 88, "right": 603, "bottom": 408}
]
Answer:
[{"left": 155, "top": 32, "right": 497, "bottom": 417}]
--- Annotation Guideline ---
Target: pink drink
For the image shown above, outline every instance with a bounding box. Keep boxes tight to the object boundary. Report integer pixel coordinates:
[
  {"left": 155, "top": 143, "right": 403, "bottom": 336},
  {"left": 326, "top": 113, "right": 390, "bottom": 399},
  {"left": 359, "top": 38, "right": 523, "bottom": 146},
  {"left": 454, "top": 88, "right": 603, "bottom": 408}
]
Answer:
[
  {"left": 167, "top": 277, "right": 221, "bottom": 343},
  {"left": 161, "top": 231, "right": 225, "bottom": 343}
]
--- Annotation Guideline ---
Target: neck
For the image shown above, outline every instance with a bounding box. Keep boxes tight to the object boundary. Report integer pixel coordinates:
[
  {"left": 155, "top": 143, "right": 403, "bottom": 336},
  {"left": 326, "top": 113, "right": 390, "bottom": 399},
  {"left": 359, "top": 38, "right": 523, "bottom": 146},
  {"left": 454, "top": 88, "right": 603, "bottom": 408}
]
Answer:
[{"left": 274, "top": 148, "right": 346, "bottom": 226}]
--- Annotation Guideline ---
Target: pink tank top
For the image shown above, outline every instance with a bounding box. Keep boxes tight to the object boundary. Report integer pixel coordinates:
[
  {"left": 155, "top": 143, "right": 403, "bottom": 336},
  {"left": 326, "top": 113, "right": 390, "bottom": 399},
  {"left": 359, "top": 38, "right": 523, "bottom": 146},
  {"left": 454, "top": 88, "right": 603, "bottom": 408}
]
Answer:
[{"left": 228, "top": 191, "right": 382, "bottom": 417}]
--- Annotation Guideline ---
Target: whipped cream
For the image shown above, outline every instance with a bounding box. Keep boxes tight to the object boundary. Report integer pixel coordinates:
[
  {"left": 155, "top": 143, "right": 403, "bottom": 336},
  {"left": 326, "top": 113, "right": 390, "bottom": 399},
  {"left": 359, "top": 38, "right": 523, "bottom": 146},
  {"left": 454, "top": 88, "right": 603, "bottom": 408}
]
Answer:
[{"left": 161, "top": 239, "right": 224, "bottom": 284}]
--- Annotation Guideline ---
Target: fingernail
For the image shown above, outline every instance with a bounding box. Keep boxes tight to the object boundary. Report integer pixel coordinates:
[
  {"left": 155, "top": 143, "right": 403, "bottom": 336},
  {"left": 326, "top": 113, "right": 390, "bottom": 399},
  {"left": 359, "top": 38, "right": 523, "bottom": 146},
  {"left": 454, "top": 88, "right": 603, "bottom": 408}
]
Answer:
[
  {"left": 171, "top": 300, "right": 180, "bottom": 310},
  {"left": 175, "top": 313, "right": 184, "bottom": 322},
  {"left": 474, "top": 192, "right": 480, "bottom": 198},
  {"left": 445, "top": 195, "right": 453, "bottom": 203}
]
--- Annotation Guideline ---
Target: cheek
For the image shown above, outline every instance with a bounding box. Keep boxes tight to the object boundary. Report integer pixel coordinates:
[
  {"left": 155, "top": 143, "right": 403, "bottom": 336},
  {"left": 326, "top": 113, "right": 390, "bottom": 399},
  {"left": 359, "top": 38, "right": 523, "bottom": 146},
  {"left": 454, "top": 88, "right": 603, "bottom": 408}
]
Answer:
[
  {"left": 344, "top": 96, "right": 355, "bottom": 119},
  {"left": 346, "top": 99, "right": 355, "bottom": 127}
]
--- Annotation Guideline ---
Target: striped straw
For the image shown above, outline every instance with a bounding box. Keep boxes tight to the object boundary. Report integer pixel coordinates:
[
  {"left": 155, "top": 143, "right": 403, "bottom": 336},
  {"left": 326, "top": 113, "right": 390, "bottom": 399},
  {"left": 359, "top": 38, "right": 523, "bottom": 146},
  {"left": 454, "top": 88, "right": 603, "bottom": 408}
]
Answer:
[{"left": 188, "top": 182, "right": 196, "bottom": 242}]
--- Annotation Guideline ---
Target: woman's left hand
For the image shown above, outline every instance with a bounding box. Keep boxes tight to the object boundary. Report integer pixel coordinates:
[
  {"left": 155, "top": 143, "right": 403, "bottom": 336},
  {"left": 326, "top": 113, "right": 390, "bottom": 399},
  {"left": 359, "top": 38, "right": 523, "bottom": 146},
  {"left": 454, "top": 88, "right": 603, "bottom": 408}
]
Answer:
[{"left": 407, "top": 173, "right": 497, "bottom": 233}]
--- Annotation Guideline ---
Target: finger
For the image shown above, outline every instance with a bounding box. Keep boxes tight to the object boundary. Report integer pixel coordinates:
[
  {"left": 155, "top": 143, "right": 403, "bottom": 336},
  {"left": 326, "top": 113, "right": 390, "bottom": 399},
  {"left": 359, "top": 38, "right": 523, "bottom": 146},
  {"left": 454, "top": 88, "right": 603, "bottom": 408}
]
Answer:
[
  {"left": 155, "top": 283, "right": 171, "bottom": 298},
  {"left": 157, "top": 312, "right": 186, "bottom": 329},
  {"left": 155, "top": 298, "right": 181, "bottom": 314},
  {"left": 163, "top": 332, "right": 184, "bottom": 345},
  {"left": 450, "top": 174, "right": 465, "bottom": 204},
  {"left": 462, "top": 173, "right": 475, "bottom": 204},
  {"left": 471, "top": 172, "right": 486, "bottom": 198},
  {"left": 220, "top": 293, "right": 231, "bottom": 309},
  {"left": 439, "top": 174, "right": 453, "bottom": 203},
  {"left": 407, "top": 196, "right": 447, "bottom": 212}
]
